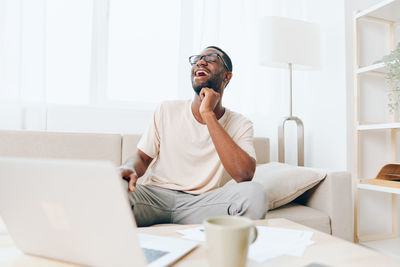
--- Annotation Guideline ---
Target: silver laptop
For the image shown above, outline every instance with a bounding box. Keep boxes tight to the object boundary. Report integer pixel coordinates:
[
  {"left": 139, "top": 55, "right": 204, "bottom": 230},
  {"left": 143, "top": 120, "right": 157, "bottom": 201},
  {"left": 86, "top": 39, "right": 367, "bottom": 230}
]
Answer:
[{"left": 0, "top": 158, "right": 198, "bottom": 267}]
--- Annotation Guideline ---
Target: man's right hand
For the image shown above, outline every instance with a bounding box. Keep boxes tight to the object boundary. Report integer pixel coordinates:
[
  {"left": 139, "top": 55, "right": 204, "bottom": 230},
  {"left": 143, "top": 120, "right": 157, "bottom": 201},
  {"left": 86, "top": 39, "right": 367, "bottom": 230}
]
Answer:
[{"left": 119, "top": 167, "right": 138, "bottom": 192}]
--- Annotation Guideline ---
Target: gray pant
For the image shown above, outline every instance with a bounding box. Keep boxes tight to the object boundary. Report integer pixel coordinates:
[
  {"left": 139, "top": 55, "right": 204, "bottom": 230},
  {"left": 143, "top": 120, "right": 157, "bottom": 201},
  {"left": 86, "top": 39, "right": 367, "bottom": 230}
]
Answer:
[{"left": 126, "top": 182, "right": 267, "bottom": 227}]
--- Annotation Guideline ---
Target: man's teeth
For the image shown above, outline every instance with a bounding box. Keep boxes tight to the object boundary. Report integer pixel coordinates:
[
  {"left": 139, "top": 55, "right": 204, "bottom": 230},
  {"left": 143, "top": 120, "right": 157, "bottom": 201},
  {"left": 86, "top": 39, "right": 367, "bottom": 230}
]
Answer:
[{"left": 197, "top": 71, "right": 207, "bottom": 76}]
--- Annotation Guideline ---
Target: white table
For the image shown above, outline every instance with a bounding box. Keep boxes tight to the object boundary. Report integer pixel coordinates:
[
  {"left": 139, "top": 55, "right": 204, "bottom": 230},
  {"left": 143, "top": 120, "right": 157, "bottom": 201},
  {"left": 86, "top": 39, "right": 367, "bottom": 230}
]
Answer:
[{"left": 1, "top": 218, "right": 400, "bottom": 266}]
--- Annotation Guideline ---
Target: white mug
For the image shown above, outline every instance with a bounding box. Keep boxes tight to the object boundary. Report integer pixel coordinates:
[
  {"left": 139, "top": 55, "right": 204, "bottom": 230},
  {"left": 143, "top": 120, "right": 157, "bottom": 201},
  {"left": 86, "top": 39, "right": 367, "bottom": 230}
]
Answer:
[{"left": 203, "top": 216, "right": 258, "bottom": 267}]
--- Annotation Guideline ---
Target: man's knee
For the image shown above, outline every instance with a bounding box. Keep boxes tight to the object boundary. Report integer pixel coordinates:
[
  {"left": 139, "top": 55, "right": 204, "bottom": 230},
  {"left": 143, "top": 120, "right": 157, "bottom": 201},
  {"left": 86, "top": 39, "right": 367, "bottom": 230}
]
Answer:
[
  {"left": 127, "top": 185, "right": 174, "bottom": 227},
  {"left": 228, "top": 181, "right": 267, "bottom": 219}
]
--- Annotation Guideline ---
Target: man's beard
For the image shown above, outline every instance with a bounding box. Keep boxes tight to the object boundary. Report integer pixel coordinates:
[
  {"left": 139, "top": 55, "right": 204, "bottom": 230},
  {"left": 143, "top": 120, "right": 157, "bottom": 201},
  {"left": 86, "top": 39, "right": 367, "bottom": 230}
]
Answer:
[{"left": 192, "top": 73, "right": 223, "bottom": 96}]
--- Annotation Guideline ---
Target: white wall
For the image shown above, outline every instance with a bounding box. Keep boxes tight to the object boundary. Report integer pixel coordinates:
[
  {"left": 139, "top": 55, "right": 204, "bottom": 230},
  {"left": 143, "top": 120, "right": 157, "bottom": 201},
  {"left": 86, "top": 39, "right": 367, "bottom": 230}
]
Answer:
[{"left": 246, "top": 0, "right": 347, "bottom": 171}]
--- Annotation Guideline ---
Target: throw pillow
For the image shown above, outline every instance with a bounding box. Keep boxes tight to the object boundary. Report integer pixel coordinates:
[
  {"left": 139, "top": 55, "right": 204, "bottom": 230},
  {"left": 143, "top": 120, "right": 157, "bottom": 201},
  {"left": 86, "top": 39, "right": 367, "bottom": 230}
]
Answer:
[{"left": 252, "top": 162, "right": 326, "bottom": 210}]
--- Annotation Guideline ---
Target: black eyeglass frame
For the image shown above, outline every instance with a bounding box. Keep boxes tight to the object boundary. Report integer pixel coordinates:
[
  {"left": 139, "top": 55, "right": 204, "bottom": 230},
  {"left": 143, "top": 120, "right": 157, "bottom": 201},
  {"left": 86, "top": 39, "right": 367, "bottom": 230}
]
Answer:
[{"left": 188, "top": 53, "right": 230, "bottom": 71}]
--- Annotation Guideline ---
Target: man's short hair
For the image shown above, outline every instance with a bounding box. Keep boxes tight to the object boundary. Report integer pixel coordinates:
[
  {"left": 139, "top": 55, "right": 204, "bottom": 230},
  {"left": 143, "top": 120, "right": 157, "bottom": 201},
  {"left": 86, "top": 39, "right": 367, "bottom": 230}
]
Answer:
[{"left": 206, "top": 46, "right": 233, "bottom": 72}]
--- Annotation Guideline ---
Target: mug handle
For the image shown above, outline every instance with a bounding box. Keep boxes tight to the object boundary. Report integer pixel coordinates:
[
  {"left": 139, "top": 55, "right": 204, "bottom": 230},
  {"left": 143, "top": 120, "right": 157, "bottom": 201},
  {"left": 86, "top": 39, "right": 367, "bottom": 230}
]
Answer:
[{"left": 249, "top": 225, "right": 258, "bottom": 244}]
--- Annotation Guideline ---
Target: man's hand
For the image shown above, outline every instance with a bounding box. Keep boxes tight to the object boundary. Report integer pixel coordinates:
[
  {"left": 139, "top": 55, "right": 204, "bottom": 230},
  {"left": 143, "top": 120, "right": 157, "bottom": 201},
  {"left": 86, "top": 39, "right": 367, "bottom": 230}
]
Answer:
[
  {"left": 119, "top": 167, "right": 138, "bottom": 192},
  {"left": 199, "top": 88, "right": 221, "bottom": 120}
]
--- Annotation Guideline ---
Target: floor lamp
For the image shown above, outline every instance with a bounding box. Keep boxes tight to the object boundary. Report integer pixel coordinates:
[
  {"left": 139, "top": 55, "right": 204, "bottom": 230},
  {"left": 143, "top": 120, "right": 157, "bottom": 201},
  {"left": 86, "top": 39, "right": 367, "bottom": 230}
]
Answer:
[{"left": 259, "top": 16, "right": 320, "bottom": 166}]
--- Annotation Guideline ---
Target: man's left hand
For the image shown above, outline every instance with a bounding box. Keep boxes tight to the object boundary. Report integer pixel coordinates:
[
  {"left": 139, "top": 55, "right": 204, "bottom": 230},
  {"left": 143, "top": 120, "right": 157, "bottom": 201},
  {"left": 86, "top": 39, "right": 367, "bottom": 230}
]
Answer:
[{"left": 199, "top": 87, "right": 220, "bottom": 120}]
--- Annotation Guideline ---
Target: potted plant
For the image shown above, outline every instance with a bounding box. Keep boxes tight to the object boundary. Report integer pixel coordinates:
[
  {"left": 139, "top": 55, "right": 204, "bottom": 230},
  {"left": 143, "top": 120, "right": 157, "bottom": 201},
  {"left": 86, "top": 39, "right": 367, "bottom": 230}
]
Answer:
[{"left": 383, "top": 42, "right": 400, "bottom": 114}]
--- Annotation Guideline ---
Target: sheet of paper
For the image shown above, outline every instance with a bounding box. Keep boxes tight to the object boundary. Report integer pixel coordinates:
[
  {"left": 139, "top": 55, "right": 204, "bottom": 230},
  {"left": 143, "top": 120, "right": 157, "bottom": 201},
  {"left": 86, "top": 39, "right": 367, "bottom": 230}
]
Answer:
[
  {"left": 176, "top": 226, "right": 205, "bottom": 242},
  {"left": 249, "top": 227, "right": 315, "bottom": 262},
  {"left": 176, "top": 226, "right": 314, "bottom": 262}
]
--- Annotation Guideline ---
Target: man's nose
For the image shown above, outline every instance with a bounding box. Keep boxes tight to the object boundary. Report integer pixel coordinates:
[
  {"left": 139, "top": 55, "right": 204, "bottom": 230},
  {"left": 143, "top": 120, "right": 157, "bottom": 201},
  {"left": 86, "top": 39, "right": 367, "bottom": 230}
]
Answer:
[{"left": 196, "top": 56, "right": 207, "bottom": 67}]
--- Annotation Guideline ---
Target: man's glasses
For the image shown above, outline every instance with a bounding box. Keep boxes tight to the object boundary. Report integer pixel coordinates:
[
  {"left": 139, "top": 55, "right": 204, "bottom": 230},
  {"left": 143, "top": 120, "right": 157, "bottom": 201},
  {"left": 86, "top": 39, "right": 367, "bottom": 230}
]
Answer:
[{"left": 189, "top": 53, "right": 229, "bottom": 71}]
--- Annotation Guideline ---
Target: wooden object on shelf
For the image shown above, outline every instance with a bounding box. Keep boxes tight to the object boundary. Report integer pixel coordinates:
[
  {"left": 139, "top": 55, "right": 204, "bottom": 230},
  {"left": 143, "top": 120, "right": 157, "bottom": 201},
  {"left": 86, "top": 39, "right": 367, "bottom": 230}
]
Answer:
[
  {"left": 365, "top": 164, "right": 400, "bottom": 188},
  {"left": 376, "top": 164, "right": 400, "bottom": 181},
  {"left": 368, "top": 179, "right": 400, "bottom": 188}
]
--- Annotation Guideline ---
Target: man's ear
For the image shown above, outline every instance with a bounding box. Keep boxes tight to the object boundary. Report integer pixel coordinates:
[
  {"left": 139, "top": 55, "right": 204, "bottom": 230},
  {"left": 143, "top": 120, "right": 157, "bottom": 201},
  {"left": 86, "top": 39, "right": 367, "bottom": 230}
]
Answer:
[{"left": 224, "top": 72, "right": 233, "bottom": 87}]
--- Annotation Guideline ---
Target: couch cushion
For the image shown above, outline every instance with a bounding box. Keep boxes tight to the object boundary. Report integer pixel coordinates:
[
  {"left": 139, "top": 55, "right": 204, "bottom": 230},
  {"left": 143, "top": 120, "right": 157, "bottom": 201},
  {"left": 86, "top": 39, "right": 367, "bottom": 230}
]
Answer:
[
  {"left": 0, "top": 130, "right": 122, "bottom": 165},
  {"left": 252, "top": 162, "right": 326, "bottom": 210},
  {"left": 121, "top": 134, "right": 142, "bottom": 163},
  {"left": 149, "top": 204, "right": 332, "bottom": 234},
  {"left": 253, "top": 137, "right": 270, "bottom": 164},
  {"left": 265, "top": 203, "right": 331, "bottom": 234}
]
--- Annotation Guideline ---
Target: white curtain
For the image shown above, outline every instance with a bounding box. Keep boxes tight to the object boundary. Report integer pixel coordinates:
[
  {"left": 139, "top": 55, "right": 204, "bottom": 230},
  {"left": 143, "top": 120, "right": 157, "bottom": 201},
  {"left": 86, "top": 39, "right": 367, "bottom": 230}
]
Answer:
[
  {"left": 0, "top": 0, "right": 93, "bottom": 129},
  {"left": 0, "top": 0, "right": 93, "bottom": 105},
  {"left": 0, "top": 0, "right": 307, "bottom": 161},
  {"left": 0, "top": 0, "right": 282, "bottom": 129},
  {"left": 0, "top": 0, "right": 275, "bottom": 123}
]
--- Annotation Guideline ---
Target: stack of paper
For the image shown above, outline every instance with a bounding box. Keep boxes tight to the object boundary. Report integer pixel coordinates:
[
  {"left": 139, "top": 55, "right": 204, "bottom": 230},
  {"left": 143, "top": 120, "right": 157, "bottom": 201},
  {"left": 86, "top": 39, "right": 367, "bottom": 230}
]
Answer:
[
  {"left": 248, "top": 226, "right": 314, "bottom": 262},
  {"left": 176, "top": 226, "right": 314, "bottom": 262}
]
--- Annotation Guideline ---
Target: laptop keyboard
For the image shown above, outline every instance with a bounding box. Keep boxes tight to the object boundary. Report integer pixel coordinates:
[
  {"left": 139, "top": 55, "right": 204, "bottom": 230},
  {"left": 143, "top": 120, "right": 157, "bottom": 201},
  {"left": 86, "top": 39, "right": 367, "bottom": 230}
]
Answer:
[{"left": 142, "top": 247, "right": 169, "bottom": 263}]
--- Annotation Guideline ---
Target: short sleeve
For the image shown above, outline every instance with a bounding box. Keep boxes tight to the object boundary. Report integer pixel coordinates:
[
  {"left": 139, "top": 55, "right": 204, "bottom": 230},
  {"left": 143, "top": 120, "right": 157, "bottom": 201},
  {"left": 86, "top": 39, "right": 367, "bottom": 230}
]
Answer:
[{"left": 137, "top": 104, "right": 162, "bottom": 159}]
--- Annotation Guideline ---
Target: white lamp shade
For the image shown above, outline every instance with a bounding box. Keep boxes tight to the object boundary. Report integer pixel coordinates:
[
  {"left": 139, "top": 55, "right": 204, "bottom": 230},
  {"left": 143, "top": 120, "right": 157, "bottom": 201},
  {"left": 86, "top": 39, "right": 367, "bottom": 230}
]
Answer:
[{"left": 259, "top": 16, "right": 320, "bottom": 69}]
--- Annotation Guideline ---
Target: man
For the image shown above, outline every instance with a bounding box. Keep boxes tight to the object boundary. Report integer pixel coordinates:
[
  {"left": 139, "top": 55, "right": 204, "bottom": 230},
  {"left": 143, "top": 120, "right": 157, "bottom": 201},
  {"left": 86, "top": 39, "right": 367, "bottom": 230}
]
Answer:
[{"left": 119, "top": 46, "right": 266, "bottom": 226}]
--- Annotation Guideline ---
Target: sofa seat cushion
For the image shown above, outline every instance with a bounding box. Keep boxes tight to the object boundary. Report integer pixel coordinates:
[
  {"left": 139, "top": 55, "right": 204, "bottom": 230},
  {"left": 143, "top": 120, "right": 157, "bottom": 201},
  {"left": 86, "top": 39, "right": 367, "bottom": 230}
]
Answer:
[
  {"left": 148, "top": 204, "right": 331, "bottom": 235},
  {"left": 265, "top": 203, "right": 331, "bottom": 234}
]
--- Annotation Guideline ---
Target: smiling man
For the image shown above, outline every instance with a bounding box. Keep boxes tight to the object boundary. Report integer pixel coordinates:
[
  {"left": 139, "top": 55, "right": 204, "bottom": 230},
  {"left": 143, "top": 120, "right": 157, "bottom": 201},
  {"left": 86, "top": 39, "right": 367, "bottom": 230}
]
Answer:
[{"left": 119, "top": 46, "right": 266, "bottom": 226}]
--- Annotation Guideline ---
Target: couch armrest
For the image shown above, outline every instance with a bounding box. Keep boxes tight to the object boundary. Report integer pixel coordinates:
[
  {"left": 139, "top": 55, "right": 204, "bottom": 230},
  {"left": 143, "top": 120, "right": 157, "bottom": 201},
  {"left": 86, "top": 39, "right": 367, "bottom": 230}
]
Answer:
[{"left": 297, "top": 171, "right": 353, "bottom": 241}]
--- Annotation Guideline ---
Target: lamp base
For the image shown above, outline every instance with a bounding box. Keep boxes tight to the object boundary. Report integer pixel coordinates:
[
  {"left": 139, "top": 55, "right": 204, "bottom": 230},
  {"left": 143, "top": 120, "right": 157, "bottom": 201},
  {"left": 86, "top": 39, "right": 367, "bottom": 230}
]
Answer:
[{"left": 278, "top": 116, "right": 304, "bottom": 166}]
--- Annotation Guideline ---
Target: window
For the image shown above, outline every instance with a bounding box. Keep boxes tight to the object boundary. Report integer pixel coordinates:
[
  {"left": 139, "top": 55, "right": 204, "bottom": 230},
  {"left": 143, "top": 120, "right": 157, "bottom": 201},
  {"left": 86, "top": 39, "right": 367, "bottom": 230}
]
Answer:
[
  {"left": 107, "top": 0, "right": 182, "bottom": 104},
  {"left": 45, "top": 0, "right": 93, "bottom": 105}
]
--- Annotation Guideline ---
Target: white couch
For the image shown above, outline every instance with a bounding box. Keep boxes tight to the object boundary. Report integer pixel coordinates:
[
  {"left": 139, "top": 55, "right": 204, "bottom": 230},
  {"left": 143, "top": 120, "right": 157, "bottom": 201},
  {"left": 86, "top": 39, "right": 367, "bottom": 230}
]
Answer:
[{"left": 0, "top": 130, "right": 353, "bottom": 241}]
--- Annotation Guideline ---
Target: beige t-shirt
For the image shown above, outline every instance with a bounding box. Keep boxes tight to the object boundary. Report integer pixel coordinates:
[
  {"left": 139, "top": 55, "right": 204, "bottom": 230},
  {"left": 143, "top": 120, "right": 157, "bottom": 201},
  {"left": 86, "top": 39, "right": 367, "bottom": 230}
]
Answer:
[{"left": 137, "top": 99, "right": 256, "bottom": 194}]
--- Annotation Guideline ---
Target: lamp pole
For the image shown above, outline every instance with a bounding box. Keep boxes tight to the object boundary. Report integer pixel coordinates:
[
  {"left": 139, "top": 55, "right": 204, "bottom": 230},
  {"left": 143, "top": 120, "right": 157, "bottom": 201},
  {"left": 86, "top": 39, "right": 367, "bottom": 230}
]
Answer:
[{"left": 278, "top": 63, "right": 304, "bottom": 166}]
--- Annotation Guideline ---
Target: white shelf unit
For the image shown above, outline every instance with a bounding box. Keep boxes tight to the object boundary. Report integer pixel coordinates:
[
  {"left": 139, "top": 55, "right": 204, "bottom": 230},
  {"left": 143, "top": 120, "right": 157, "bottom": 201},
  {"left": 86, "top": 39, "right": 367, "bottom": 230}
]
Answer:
[
  {"left": 358, "top": 183, "right": 399, "bottom": 245},
  {"left": 353, "top": 0, "right": 400, "bottom": 248},
  {"left": 358, "top": 122, "right": 400, "bottom": 131},
  {"left": 358, "top": 183, "right": 400, "bottom": 194},
  {"left": 355, "top": 0, "right": 400, "bottom": 21},
  {"left": 357, "top": 62, "right": 386, "bottom": 74}
]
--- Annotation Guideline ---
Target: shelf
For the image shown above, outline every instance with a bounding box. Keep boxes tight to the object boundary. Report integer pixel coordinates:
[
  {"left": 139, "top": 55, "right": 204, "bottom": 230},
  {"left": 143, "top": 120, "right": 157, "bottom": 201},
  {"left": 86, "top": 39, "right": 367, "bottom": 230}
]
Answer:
[
  {"left": 357, "top": 62, "right": 386, "bottom": 74},
  {"left": 361, "top": 237, "right": 400, "bottom": 260},
  {"left": 354, "top": 0, "right": 400, "bottom": 251},
  {"left": 358, "top": 123, "right": 400, "bottom": 130},
  {"left": 358, "top": 183, "right": 400, "bottom": 194},
  {"left": 356, "top": 0, "right": 400, "bottom": 22}
]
